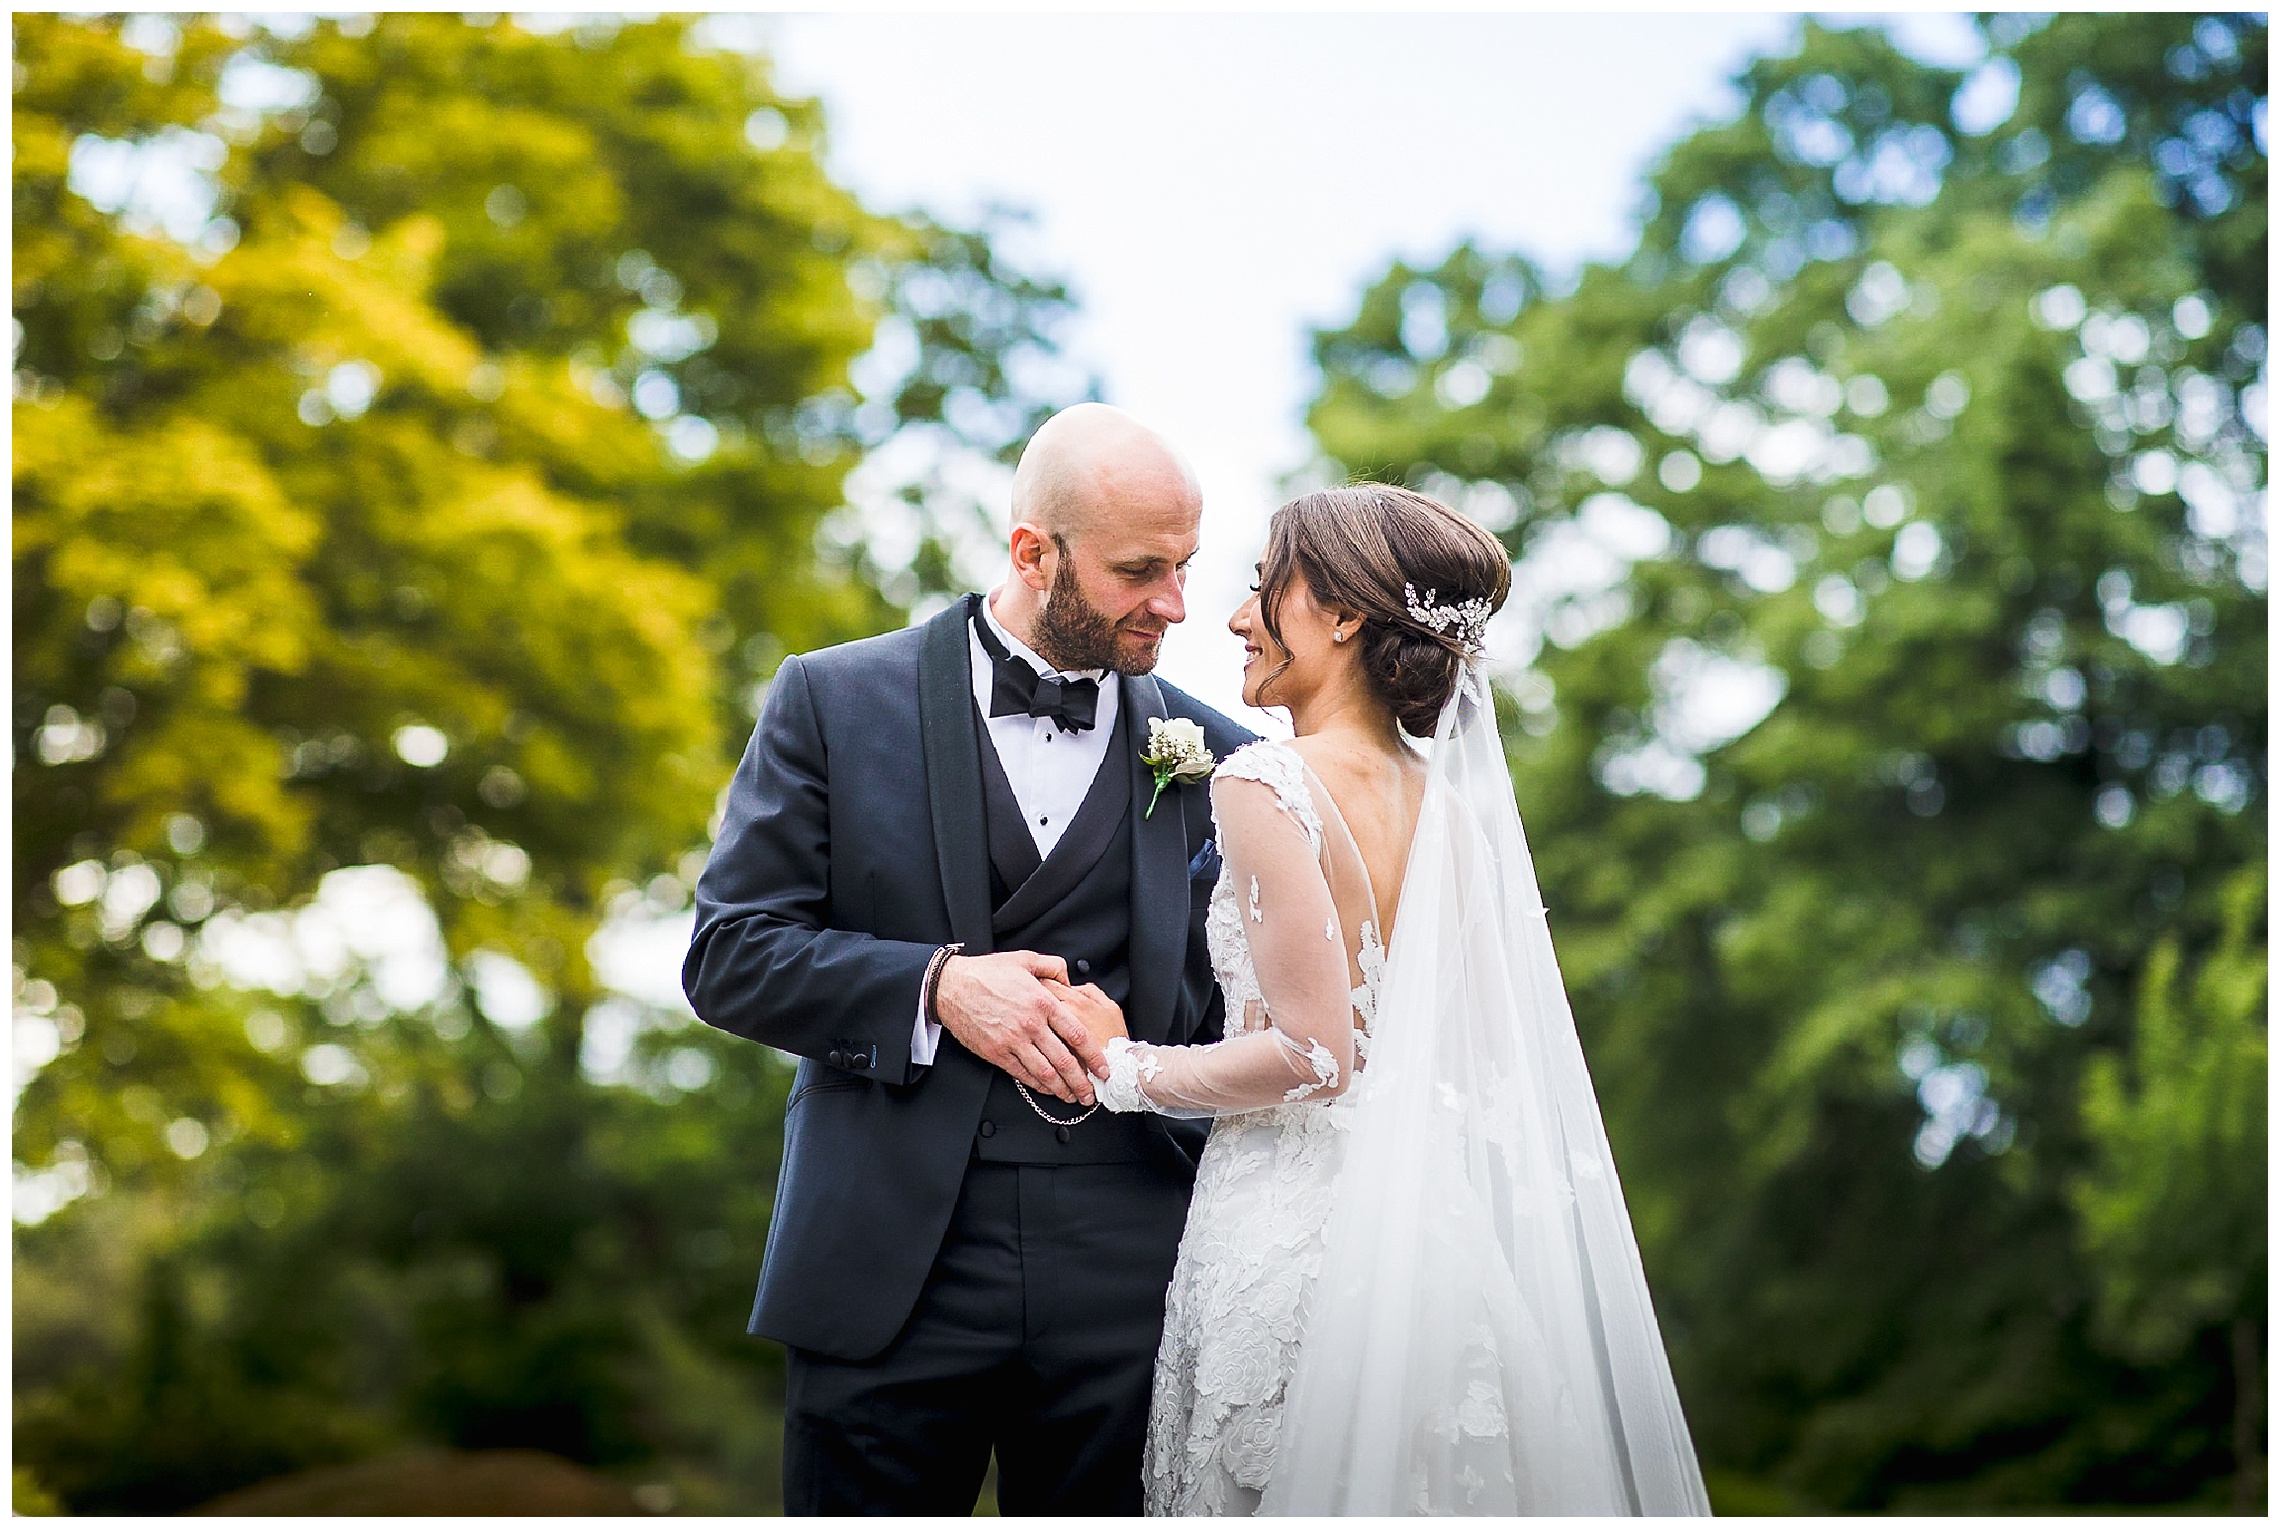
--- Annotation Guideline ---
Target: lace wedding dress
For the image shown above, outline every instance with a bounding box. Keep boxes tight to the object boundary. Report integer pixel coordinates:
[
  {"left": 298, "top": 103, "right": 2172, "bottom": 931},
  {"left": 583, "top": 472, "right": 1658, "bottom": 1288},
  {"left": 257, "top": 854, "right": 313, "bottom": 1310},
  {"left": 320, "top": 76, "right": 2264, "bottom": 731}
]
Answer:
[
  {"left": 1102, "top": 671, "right": 1711, "bottom": 1517},
  {"left": 1101, "top": 740, "right": 1384, "bottom": 1515}
]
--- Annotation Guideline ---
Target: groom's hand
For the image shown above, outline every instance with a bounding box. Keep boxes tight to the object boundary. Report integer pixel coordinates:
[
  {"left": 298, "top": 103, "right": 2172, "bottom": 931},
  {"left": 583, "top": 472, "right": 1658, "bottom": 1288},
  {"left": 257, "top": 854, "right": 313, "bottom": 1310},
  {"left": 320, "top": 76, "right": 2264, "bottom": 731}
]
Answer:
[{"left": 935, "top": 951, "right": 1105, "bottom": 1106}]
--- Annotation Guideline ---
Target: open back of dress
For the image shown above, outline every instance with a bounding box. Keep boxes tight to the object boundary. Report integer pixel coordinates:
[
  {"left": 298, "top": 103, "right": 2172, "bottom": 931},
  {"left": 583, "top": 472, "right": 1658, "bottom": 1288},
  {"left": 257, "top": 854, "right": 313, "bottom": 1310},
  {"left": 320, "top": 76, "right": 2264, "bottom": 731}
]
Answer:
[{"left": 1263, "top": 668, "right": 1711, "bottom": 1516}]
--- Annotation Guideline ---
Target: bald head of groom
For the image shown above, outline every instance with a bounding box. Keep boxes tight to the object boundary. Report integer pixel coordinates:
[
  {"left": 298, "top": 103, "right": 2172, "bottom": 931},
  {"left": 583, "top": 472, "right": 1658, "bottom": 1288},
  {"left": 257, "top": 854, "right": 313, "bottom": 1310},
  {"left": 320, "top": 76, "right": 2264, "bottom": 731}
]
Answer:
[{"left": 992, "top": 403, "right": 1203, "bottom": 677}]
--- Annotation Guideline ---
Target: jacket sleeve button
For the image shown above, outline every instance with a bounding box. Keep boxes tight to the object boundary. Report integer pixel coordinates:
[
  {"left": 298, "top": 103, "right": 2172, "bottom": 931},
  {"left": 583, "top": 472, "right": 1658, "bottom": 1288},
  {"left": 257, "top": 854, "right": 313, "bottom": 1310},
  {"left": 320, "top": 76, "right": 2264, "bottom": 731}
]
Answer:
[{"left": 827, "top": 1049, "right": 845, "bottom": 1068}]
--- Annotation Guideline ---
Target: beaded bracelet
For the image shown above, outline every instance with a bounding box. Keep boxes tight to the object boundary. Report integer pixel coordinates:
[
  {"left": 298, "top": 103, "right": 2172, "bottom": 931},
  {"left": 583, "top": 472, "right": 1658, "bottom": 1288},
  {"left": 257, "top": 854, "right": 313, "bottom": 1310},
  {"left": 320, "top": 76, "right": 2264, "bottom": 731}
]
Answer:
[{"left": 920, "top": 941, "right": 964, "bottom": 1027}]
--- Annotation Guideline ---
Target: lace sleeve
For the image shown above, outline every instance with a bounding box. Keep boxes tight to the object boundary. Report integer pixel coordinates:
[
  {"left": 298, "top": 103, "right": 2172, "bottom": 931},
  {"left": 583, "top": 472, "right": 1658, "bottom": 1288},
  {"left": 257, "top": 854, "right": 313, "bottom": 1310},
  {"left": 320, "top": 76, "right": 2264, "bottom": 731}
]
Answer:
[{"left": 1099, "top": 757, "right": 1355, "bottom": 1117}]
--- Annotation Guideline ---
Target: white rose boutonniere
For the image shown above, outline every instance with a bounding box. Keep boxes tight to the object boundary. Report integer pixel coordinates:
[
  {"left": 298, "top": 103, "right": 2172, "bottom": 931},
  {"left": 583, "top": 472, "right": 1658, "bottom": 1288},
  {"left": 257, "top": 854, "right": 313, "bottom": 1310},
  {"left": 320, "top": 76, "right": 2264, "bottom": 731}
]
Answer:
[{"left": 1140, "top": 717, "right": 1216, "bottom": 819}]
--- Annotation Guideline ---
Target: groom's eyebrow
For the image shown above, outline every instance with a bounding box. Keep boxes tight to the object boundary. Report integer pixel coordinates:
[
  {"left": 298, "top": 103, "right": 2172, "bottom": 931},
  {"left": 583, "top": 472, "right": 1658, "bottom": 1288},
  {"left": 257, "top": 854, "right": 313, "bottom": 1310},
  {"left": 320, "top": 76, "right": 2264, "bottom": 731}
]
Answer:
[{"left": 1115, "top": 552, "right": 1194, "bottom": 574}]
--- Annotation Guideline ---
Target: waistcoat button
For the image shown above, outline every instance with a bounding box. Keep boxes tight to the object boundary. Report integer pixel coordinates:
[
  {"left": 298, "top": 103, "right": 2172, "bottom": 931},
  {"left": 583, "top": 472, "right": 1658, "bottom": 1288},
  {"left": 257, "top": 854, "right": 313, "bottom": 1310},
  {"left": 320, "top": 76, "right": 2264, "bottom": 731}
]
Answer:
[
  {"left": 978, "top": 1120, "right": 996, "bottom": 1138},
  {"left": 1056, "top": 1125, "right": 1072, "bottom": 1145},
  {"left": 1074, "top": 958, "right": 1091, "bottom": 976}
]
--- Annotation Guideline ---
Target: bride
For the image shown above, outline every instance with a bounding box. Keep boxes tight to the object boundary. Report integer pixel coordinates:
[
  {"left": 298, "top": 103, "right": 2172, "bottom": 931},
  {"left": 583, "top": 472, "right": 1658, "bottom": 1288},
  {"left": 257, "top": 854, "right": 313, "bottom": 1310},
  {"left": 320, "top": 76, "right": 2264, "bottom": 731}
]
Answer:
[{"left": 1060, "top": 484, "right": 1711, "bottom": 1516}]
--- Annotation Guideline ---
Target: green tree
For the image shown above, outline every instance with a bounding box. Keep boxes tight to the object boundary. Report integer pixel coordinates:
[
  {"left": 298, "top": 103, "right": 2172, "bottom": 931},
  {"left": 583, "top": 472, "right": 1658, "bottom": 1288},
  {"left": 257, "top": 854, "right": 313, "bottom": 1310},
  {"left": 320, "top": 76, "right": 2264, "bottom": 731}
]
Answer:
[
  {"left": 13, "top": 13, "right": 1077, "bottom": 1512},
  {"left": 2073, "top": 864, "right": 2267, "bottom": 1512},
  {"left": 1306, "top": 14, "right": 2264, "bottom": 1512}
]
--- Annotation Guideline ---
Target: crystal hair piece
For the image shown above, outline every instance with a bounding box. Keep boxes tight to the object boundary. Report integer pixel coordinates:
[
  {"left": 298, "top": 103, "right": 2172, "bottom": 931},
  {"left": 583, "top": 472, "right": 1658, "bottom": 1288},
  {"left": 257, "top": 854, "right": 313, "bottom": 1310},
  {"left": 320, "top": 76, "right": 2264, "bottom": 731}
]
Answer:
[{"left": 1403, "top": 583, "right": 1492, "bottom": 655}]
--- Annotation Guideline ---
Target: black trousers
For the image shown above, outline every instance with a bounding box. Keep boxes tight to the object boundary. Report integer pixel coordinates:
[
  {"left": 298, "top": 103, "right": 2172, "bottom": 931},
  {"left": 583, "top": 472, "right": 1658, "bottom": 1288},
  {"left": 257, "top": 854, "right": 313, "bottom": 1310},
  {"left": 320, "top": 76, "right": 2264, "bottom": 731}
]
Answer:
[{"left": 782, "top": 1159, "right": 1191, "bottom": 1516}]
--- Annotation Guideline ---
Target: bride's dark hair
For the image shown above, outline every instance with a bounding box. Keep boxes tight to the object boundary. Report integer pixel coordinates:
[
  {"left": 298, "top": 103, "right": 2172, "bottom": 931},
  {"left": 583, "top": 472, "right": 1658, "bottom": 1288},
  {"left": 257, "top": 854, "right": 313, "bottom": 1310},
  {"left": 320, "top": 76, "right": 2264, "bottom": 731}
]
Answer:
[{"left": 1255, "top": 483, "right": 1512, "bottom": 736}]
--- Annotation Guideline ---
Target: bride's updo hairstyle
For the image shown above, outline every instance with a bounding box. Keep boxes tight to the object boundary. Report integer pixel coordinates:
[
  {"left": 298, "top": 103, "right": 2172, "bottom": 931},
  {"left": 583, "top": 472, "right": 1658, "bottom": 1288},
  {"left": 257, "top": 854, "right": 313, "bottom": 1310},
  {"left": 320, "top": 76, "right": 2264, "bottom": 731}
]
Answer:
[{"left": 1256, "top": 483, "right": 1511, "bottom": 736}]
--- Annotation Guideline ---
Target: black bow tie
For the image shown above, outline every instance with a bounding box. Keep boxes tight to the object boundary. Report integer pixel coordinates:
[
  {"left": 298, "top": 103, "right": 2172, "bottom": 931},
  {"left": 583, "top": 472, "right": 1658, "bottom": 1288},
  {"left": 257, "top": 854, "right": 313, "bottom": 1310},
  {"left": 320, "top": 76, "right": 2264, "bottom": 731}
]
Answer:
[{"left": 974, "top": 608, "right": 1100, "bottom": 733}]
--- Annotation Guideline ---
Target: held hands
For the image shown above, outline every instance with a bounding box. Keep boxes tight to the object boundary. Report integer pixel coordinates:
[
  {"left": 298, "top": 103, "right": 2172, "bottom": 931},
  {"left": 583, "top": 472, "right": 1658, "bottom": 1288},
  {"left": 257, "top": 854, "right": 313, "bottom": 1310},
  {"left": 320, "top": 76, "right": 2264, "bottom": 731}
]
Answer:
[
  {"left": 1049, "top": 979, "right": 1129, "bottom": 1067},
  {"left": 933, "top": 951, "right": 1107, "bottom": 1106}
]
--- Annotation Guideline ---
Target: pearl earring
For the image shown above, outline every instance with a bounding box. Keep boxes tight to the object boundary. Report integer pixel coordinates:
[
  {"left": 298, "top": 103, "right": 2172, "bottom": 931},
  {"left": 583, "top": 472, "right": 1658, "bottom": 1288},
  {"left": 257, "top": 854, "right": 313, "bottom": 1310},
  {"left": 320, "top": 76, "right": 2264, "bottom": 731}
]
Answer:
[{"left": 1334, "top": 631, "right": 1347, "bottom": 642}]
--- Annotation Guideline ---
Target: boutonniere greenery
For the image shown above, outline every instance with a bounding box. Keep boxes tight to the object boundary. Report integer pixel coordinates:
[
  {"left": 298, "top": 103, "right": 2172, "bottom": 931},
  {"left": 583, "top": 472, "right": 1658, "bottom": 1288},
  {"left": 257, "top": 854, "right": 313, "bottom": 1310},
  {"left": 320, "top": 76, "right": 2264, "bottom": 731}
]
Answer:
[{"left": 1141, "top": 717, "right": 1216, "bottom": 819}]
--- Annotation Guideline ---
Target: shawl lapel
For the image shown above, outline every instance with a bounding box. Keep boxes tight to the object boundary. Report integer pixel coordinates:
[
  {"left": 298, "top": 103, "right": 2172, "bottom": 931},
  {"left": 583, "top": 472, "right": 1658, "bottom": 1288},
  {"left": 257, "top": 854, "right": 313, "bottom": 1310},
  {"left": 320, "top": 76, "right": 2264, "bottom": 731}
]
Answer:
[
  {"left": 1122, "top": 673, "right": 1190, "bottom": 1045},
  {"left": 918, "top": 596, "right": 994, "bottom": 954}
]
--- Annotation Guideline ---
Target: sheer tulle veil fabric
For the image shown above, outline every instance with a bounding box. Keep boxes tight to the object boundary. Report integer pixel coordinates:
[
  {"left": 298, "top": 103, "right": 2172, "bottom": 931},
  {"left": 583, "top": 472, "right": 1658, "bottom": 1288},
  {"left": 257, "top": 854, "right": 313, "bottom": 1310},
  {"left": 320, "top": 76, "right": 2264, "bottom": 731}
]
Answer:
[{"left": 1261, "top": 664, "right": 1711, "bottom": 1516}]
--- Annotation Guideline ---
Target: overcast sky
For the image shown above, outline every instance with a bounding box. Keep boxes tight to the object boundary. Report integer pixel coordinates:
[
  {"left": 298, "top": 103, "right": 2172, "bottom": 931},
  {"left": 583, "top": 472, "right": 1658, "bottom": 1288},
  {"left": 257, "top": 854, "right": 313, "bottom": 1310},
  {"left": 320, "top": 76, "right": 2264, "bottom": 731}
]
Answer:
[{"left": 755, "top": 10, "right": 1986, "bottom": 726}]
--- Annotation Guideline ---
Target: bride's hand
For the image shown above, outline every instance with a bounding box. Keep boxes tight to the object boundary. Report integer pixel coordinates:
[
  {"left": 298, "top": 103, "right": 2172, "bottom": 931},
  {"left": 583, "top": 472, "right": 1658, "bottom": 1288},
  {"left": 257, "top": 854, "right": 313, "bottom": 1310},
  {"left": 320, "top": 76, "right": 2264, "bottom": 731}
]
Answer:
[{"left": 1050, "top": 980, "right": 1128, "bottom": 1074}]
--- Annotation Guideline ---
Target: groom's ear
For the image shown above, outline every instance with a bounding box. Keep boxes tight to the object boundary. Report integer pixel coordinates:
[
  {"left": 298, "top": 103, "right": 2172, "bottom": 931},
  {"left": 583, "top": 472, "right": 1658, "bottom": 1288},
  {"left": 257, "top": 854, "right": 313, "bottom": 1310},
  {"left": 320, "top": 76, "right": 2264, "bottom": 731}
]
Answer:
[{"left": 1009, "top": 522, "right": 1054, "bottom": 592}]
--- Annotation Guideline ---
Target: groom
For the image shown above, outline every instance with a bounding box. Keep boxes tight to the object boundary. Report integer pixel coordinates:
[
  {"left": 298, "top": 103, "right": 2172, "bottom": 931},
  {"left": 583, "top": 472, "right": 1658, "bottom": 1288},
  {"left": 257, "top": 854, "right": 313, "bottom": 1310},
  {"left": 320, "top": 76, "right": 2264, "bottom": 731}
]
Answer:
[{"left": 685, "top": 404, "right": 1252, "bottom": 1514}]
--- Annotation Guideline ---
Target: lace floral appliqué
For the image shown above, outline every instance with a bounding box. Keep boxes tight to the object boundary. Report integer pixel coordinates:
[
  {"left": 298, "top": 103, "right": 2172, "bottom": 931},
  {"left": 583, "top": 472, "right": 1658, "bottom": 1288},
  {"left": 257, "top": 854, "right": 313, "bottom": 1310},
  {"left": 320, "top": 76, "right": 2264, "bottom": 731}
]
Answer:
[
  {"left": 1142, "top": 741, "right": 1388, "bottom": 1516},
  {"left": 1098, "top": 1037, "right": 1162, "bottom": 1115},
  {"left": 1280, "top": 1038, "right": 1340, "bottom": 1103}
]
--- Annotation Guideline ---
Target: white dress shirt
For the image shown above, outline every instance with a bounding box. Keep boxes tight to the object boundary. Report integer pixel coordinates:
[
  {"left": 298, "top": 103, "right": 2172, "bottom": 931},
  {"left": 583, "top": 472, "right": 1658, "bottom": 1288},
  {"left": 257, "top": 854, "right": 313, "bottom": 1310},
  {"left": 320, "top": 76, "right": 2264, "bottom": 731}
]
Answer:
[{"left": 911, "top": 591, "right": 1121, "bottom": 1064}]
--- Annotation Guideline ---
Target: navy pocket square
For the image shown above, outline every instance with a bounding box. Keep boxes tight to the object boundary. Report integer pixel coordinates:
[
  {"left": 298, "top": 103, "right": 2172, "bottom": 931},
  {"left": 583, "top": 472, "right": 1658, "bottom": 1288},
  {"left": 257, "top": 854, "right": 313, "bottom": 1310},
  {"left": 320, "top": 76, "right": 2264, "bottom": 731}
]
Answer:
[{"left": 1187, "top": 838, "right": 1221, "bottom": 882}]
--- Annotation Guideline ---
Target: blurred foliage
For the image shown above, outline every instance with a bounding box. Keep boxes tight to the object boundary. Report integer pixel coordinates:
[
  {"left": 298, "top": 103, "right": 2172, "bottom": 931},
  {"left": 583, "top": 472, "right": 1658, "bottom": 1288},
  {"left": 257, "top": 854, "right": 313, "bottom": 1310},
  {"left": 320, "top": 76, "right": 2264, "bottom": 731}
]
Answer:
[
  {"left": 12, "top": 1465, "right": 62, "bottom": 1516},
  {"left": 13, "top": 11, "right": 1079, "bottom": 1513},
  {"left": 1307, "top": 13, "right": 2265, "bottom": 1514}
]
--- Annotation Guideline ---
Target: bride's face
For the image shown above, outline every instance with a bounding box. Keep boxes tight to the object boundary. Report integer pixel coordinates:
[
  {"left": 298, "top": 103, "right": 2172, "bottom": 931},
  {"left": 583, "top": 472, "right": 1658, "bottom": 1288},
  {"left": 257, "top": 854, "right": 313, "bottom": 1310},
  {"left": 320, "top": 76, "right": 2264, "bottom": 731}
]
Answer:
[{"left": 1229, "top": 574, "right": 1351, "bottom": 713}]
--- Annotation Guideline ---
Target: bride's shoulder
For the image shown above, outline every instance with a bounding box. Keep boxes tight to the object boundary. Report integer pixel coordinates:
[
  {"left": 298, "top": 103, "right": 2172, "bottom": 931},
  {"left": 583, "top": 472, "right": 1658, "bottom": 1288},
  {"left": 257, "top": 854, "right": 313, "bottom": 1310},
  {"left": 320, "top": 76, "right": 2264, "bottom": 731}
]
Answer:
[
  {"left": 1212, "top": 741, "right": 1323, "bottom": 845},
  {"left": 1213, "top": 738, "right": 1303, "bottom": 786}
]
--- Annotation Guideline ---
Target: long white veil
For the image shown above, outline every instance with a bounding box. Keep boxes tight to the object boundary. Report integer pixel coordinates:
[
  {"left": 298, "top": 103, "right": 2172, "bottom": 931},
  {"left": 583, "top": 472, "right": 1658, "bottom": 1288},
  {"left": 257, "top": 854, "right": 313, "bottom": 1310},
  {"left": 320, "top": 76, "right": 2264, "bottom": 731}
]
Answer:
[{"left": 1261, "top": 663, "right": 1711, "bottom": 1516}]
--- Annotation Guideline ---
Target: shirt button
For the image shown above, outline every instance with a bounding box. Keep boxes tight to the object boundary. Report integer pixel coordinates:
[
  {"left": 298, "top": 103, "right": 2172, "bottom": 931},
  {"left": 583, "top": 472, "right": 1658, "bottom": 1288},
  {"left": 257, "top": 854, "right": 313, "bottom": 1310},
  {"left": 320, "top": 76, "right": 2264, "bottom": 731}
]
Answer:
[
  {"left": 1056, "top": 1125, "right": 1072, "bottom": 1145},
  {"left": 979, "top": 1120, "right": 997, "bottom": 1138},
  {"left": 1038, "top": 815, "right": 1048, "bottom": 827}
]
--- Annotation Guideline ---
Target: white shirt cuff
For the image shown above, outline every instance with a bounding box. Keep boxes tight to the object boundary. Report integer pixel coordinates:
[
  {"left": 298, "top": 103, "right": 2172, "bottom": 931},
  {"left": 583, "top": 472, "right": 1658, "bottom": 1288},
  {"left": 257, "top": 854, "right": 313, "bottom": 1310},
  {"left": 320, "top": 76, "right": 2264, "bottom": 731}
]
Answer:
[{"left": 911, "top": 1004, "right": 942, "bottom": 1066}]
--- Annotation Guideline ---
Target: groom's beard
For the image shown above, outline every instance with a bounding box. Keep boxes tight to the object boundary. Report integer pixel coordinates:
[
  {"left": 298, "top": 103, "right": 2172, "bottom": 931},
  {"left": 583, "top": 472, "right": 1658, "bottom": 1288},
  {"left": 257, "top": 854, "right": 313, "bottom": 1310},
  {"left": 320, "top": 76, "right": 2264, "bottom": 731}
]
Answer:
[{"left": 1033, "top": 557, "right": 1162, "bottom": 676}]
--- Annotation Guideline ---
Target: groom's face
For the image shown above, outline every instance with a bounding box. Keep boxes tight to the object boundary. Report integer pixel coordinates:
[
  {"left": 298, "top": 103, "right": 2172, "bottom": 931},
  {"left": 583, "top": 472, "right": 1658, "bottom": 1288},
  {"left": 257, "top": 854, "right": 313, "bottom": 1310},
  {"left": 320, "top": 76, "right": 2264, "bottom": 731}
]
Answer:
[
  {"left": 1039, "top": 519, "right": 1194, "bottom": 674},
  {"left": 1034, "top": 511, "right": 1198, "bottom": 676}
]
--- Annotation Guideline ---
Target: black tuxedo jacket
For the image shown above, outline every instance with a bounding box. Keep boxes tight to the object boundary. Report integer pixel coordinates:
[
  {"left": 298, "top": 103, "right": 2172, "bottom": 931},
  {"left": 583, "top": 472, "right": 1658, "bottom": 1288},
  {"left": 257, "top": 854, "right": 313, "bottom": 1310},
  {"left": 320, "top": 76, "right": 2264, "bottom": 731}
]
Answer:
[{"left": 684, "top": 597, "right": 1255, "bottom": 1360}]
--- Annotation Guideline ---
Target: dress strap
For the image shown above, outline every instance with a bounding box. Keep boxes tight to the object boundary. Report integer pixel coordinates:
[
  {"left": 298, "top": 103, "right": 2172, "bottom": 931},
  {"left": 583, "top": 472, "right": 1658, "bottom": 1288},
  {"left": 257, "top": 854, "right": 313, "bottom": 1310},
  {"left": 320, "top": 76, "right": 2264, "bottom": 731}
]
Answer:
[{"left": 1213, "top": 741, "right": 1324, "bottom": 853}]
